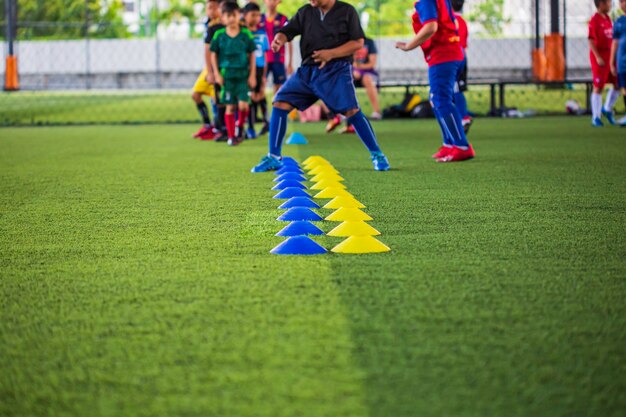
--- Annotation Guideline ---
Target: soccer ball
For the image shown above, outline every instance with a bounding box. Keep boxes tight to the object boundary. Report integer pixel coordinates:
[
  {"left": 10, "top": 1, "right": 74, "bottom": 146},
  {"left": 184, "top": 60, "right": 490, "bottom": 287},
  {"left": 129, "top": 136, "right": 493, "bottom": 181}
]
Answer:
[{"left": 565, "top": 99, "right": 581, "bottom": 115}]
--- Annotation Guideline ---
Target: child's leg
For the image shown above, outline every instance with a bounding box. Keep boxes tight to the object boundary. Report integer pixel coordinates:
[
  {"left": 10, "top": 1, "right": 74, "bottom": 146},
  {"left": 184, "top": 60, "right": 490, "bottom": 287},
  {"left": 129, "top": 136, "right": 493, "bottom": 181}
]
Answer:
[
  {"left": 591, "top": 86, "right": 604, "bottom": 120},
  {"left": 225, "top": 104, "right": 236, "bottom": 139},
  {"left": 248, "top": 99, "right": 257, "bottom": 130},
  {"left": 345, "top": 108, "right": 382, "bottom": 153},
  {"left": 361, "top": 74, "right": 381, "bottom": 115},
  {"left": 429, "top": 62, "right": 469, "bottom": 149},
  {"left": 604, "top": 84, "right": 621, "bottom": 113},
  {"left": 192, "top": 92, "right": 211, "bottom": 126},
  {"left": 431, "top": 106, "right": 454, "bottom": 148},
  {"left": 237, "top": 101, "right": 249, "bottom": 132}
]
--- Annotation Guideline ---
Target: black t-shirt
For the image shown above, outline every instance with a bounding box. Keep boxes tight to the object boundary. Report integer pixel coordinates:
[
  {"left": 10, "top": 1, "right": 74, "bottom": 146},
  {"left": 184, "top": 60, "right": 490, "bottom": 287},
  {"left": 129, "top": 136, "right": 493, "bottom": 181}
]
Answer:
[
  {"left": 278, "top": 1, "right": 364, "bottom": 65},
  {"left": 204, "top": 19, "right": 225, "bottom": 44}
]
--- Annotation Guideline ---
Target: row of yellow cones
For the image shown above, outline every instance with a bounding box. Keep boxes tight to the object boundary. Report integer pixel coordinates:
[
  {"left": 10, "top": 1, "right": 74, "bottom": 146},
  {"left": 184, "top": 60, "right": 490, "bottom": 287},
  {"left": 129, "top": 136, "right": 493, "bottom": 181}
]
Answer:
[{"left": 302, "top": 155, "right": 391, "bottom": 254}]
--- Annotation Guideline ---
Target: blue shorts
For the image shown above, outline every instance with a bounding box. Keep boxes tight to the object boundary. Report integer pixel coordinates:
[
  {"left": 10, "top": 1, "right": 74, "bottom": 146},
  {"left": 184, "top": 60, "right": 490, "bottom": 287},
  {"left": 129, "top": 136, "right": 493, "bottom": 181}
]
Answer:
[
  {"left": 274, "top": 61, "right": 359, "bottom": 114},
  {"left": 618, "top": 72, "right": 626, "bottom": 89},
  {"left": 267, "top": 62, "right": 287, "bottom": 86}
]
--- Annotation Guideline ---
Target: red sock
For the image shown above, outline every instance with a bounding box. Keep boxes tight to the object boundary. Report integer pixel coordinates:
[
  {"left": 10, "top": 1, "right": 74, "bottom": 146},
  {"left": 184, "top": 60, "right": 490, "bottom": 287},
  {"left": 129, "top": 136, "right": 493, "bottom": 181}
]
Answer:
[
  {"left": 238, "top": 109, "right": 248, "bottom": 128},
  {"left": 225, "top": 113, "right": 236, "bottom": 138}
]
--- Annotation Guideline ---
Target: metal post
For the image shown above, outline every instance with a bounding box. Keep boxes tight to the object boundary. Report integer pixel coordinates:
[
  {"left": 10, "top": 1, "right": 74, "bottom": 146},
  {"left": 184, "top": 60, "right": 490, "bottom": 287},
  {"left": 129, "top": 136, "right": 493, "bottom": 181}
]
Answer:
[
  {"left": 550, "top": 0, "right": 559, "bottom": 33},
  {"left": 534, "top": 0, "right": 540, "bottom": 49},
  {"left": 563, "top": 0, "right": 567, "bottom": 79},
  {"left": 154, "top": 0, "right": 161, "bottom": 88},
  {"left": 4, "top": 0, "right": 19, "bottom": 91},
  {"left": 6, "top": 0, "right": 15, "bottom": 56},
  {"left": 85, "top": 0, "right": 91, "bottom": 89}
]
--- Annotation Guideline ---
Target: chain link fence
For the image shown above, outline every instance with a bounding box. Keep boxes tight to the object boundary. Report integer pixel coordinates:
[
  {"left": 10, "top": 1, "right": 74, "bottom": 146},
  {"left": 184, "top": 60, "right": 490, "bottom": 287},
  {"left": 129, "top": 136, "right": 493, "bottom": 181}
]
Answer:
[{"left": 1, "top": 0, "right": 624, "bottom": 125}]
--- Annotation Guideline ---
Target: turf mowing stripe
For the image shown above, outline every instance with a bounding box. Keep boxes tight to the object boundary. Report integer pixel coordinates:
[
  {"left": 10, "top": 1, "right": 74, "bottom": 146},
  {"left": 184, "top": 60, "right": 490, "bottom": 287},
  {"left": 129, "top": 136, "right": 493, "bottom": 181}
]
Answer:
[{"left": 0, "top": 126, "right": 372, "bottom": 417}]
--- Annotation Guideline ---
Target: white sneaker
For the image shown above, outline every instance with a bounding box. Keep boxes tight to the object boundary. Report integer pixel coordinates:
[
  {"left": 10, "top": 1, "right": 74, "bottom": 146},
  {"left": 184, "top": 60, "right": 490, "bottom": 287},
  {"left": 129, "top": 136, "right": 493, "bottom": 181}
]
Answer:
[
  {"left": 370, "top": 112, "right": 382, "bottom": 120},
  {"left": 618, "top": 115, "right": 626, "bottom": 127}
]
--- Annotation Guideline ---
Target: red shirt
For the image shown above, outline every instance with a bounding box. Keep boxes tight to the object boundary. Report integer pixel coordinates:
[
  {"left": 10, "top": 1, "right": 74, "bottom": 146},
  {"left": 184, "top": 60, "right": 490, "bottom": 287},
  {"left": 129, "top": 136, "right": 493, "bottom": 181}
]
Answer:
[
  {"left": 455, "top": 12, "right": 468, "bottom": 50},
  {"left": 411, "top": 0, "right": 464, "bottom": 66},
  {"left": 588, "top": 12, "right": 613, "bottom": 52},
  {"left": 261, "top": 13, "right": 289, "bottom": 64}
]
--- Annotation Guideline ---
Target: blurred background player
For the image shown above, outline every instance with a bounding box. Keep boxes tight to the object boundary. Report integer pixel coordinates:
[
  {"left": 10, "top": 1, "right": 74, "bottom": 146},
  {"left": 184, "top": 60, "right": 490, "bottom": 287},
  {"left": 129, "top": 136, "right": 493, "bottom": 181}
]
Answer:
[
  {"left": 326, "top": 35, "right": 381, "bottom": 134},
  {"left": 244, "top": 2, "right": 271, "bottom": 138},
  {"left": 209, "top": 1, "right": 257, "bottom": 146},
  {"left": 397, "top": 0, "right": 474, "bottom": 162},
  {"left": 610, "top": 0, "right": 626, "bottom": 126},
  {"left": 251, "top": 0, "right": 390, "bottom": 172},
  {"left": 261, "top": 0, "right": 293, "bottom": 93},
  {"left": 191, "top": 0, "right": 223, "bottom": 140},
  {"left": 589, "top": 0, "right": 620, "bottom": 126},
  {"left": 452, "top": 0, "right": 472, "bottom": 133}
]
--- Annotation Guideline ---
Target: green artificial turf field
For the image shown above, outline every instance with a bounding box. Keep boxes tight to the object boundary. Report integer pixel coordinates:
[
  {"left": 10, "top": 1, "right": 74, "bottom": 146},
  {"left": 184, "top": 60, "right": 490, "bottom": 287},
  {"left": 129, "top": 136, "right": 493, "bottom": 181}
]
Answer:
[{"left": 1, "top": 117, "right": 625, "bottom": 417}]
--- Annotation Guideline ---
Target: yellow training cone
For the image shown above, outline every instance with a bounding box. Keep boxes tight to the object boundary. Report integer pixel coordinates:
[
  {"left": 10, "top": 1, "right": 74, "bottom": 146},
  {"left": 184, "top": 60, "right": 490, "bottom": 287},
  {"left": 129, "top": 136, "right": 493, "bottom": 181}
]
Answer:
[
  {"left": 310, "top": 180, "right": 347, "bottom": 190},
  {"left": 323, "top": 196, "right": 365, "bottom": 209},
  {"left": 308, "top": 165, "right": 340, "bottom": 175},
  {"left": 311, "top": 173, "right": 344, "bottom": 183},
  {"left": 327, "top": 221, "right": 381, "bottom": 237},
  {"left": 304, "top": 161, "right": 332, "bottom": 171},
  {"left": 303, "top": 156, "right": 327, "bottom": 165},
  {"left": 325, "top": 207, "right": 373, "bottom": 221},
  {"left": 331, "top": 235, "right": 391, "bottom": 254},
  {"left": 313, "top": 187, "right": 352, "bottom": 199}
]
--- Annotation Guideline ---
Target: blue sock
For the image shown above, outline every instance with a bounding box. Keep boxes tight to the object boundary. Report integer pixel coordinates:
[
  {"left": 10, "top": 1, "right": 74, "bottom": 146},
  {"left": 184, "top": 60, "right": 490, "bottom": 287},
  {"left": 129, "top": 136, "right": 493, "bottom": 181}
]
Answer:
[
  {"left": 268, "top": 107, "right": 289, "bottom": 157},
  {"left": 454, "top": 91, "right": 469, "bottom": 119},
  {"left": 437, "top": 104, "right": 469, "bottom": 148},
  {"left": 433, "top": 107, "right": 454, "bottom": 147},
  {"left": 347, "top": 110, "right": 381, "bottom": 153}
]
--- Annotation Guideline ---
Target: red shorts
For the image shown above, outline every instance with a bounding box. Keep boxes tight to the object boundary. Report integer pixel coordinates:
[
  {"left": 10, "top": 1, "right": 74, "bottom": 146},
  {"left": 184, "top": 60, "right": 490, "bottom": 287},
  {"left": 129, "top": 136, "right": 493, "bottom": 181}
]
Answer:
[{"left": 591, "top": 51, "right": 617, "bottom": 89}]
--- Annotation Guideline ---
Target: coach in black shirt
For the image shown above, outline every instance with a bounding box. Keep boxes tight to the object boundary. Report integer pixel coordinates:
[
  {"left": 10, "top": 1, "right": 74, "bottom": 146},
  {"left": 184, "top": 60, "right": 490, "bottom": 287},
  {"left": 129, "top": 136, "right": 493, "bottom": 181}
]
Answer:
[{"left": 249, "top": 0, "right": 391, "bottom": 173}]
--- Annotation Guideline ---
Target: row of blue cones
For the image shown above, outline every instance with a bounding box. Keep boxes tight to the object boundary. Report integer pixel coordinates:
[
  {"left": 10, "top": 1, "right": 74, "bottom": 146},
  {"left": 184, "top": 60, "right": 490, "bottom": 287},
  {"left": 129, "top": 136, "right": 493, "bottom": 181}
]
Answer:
[{"left": 269, "top": 156, "right": 328, "bottom": 255}]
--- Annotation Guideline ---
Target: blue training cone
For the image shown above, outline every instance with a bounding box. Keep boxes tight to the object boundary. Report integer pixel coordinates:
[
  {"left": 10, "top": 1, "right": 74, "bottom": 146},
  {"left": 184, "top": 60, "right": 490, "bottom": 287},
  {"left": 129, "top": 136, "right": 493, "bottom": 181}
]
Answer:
[
  {"left": 273, "top": 187, "right": 311, "bottom": 199},
  {"left": 270, "top": 236, "right": 327, "bottom": 255},
  {"left": 272, "top": 180, "right": 307, "bottom": 191},
  {"left": 281, "top": 157, "right": 299, "bottom": 166},
  {"left": 273, "top": 172, "right": 307, "bottom": 182},
  {"left": 278, "top": 197, "right": 321, "bottom": 209},
  {"left": 276, "top": 165, "right": 305, "bottom": 175},
  {"left": 277, "top": 207, "right": 323, "bottom": 221},
  {"left": 286, "top": 132, "right": 308, "bottom": 145},
  {"left": 276, "top": 221, "right": 325, "bottom": 237}
]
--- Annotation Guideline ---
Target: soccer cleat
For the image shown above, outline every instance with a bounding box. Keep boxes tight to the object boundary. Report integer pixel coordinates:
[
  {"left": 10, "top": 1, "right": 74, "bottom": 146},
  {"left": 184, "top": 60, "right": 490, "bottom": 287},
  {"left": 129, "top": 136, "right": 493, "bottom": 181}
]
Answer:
[
  {"left": 326, "top": 116, "right": 341, "bottom": 133},
  {"left": 246, "top": 127, "right": 257, "bottom": 139},
  {"left": 339, "top": 125, "right": 356, "bottom": 134},
  {"left": 227, "top": 136, "right": 243, "bottom": 146},
  {"left": 214, "top": 130, "right": 228, "bottom": 142},
  {"left": 619, "top": 115, "right": 626, "bottom": 127},
  {"left": 432, "top": 145, "right": 453, "bottom": 159},
  {"left": 602, "top": 109, "right": 616, "bottom": 125},
  {"left": 259, "top": 122, "right": 270, "bottom": 136},
  {"left": 251, "top": 155, "right": 284, "bottom": 173},
  {"left": 462, "top": 116, "right": 473, "bottom": 134},
  {"left": 371, "top": 151, "right": 390, "bottom": 171},
  {"left": 193, "top": 125, "right": 213, "bottom": 139},
  {"left": 592, "top": 117, "right": 604, "bottom": 127},
  {"left": 437, "top": 144, "right": 475, "bottom": 162}
]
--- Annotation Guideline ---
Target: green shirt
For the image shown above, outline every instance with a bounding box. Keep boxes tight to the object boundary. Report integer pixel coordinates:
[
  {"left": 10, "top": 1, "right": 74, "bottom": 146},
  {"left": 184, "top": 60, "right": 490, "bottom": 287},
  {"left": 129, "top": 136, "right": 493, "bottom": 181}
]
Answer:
[{"left": 210, "top": 28, "right": 256, "bottom": 79}]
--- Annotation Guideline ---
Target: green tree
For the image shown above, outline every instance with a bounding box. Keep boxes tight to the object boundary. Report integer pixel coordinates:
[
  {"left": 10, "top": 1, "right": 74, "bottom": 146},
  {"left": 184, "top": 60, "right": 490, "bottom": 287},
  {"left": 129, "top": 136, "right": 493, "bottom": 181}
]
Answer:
[
  {"left": 467, "top": 0, "right": 511, "bottom": 36},
  {"left": 13, "top": 0, "right": 128, "bottom": 39}
]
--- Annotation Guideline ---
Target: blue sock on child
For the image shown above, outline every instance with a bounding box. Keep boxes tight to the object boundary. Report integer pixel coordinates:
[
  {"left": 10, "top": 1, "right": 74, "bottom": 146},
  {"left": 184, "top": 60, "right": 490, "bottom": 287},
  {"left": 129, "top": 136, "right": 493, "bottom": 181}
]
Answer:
[
  {"left": 454, "top": 91, "right": 469, "bottom": 119},
  {"left": 347, "top": 110, "right": 382, "bottom": 153},
  {"left": 268, "top": 107, "right": 289, "bottom": 157},
  {"left": 436, "top": 104, "right": 469, "bottom": 148}
]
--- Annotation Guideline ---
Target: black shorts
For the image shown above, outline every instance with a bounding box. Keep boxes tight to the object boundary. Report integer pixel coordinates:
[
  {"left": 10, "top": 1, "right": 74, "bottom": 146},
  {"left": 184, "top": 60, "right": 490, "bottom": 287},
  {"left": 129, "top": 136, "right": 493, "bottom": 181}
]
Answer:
[
  {"left": 456, "top": 58, "right": 468, "bottom": 92},
  {"left": 253, "top": 67, "right": 264, "bottom": 94}
]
